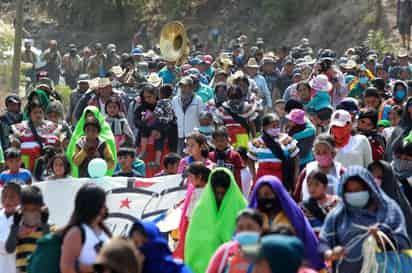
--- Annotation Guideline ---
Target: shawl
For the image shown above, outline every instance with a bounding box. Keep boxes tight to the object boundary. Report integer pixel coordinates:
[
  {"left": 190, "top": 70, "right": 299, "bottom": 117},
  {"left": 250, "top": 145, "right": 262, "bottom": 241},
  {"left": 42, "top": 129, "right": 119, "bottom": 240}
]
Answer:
[
  {"left": 249, "top": 176, "right": 325, "bottom": 270},
  {"left": 66, "top": 106, "right": 117, "bottom": 177},
  {"left": 185, "top": 168, "right": 247, "bottom": 273}
]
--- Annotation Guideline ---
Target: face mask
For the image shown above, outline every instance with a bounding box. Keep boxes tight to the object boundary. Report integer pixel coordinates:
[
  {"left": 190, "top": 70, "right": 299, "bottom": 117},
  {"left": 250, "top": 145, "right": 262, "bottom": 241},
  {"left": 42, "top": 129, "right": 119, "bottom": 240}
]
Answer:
[
  {"left": 331, "top": 125, "right": 351, "bottom": 148},
  {"left": 23, "top": 211, "right": 42, "bottom": 227},
  {"left": 235, "top": 231, "right": 260, "bottom": 247},
  {"left": 315, "top": 153, "right": 333, "bottom": 168},
  {"left": 359, "top": 76, "right": 369, "bottom": 85},
  {"left": 394, "top": 89, "right": 406, "bottom": 102},
  {"left": 199, "top": 126, "right": 213, "bottom": 135},
  {"left": 374, "top": 178, "right": 382, "bottom": 187},
  {"left": 257, "top": 197, "right": 279, "bottom": 213},
  {"left": 344, "top": 191, "right": 370, "bottom": 208},
  {"left": 265, "top": 128, "right": 281, "bottom": 137},
  {"left": 393, "top": 158, "right": 412, "bottom": 174}
]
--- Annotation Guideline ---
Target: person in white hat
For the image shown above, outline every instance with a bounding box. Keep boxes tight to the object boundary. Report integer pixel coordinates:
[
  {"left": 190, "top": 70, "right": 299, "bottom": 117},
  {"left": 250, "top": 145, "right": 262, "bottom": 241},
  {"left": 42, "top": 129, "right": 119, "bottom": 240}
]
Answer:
[
  {"left": 245, "top": 58, "right": 272, "bottom": 110},
  {"left": 305, "top": 74, "right": 332, "bottom": 113},
  {"left": 329, "top": 109, "right": 373, "bottom": 168}
]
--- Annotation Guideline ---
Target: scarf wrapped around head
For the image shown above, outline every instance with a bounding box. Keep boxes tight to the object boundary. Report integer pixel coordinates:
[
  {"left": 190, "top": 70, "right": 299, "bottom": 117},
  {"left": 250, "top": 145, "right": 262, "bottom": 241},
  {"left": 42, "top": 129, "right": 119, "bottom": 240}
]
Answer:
[
  {"left": 66, "top": 106, "right": 117, "bottom": 177},
  {"left": 134, "top": 220, "right": 192, "bottom": 273},
  {"left": 23, "top": 89, "right": 50, "bottom": 120},
  {"left": 249, "top": 175, "right": 325, "bottom": 270},
  {"left": 185, "top": 168, "right": 247, "bottom": 273}
]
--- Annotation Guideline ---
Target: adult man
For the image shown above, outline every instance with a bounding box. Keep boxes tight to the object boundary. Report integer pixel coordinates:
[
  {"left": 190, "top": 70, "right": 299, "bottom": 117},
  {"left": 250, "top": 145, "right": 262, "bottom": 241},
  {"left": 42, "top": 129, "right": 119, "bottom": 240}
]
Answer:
[
  {"left": 73, "top": 77, "right": 128, "bottom": 120},
  {"left": 277, "top": 57, "right": 295, "bottom": 97},
  {"left": 62, "top": 44, "right": 82, "bottom": 89},
  {"left": 0, "top": 95, "right": 22, "bottom": 150},
  {"left": 88, "top": 43, "right": 108, "bottom": 78},
  {"left": 261, "top": 56, "right": 281, "bottom": 104},
  {"left": 42, "top": 40, "right": 62, "bottom": 85},
  {"left": 79, "top": 46, "right": 93, "bottom": 74},
  {"left": 172, "top": 76, "right": 205, "bottom": 154},
  {"left": 158, "top": 61, "right": 177, "bottom": 85},
  {"left": 67, "top": 74, "right": 90, "bottom": 124},
  {"left": 245, "top": 58, "right": 272, "bottom": 109},
  {"left": 397, "top": 0, "right": 412, "bottom": 50},
  {"left": 21, "top": 39, "right": 37, "bottom": 83},
  {"left": 185, "top": 68, "right": 214, "bottom": 103},
  {"left": 106, "top": 43, "right": 121, "bottom": 69}
]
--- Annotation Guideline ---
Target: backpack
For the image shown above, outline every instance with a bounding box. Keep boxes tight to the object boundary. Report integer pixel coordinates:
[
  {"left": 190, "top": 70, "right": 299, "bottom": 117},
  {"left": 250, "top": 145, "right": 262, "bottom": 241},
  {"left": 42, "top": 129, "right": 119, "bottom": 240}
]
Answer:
[{"left": 27, "top": 225, "right": 85, "bottom": 273}]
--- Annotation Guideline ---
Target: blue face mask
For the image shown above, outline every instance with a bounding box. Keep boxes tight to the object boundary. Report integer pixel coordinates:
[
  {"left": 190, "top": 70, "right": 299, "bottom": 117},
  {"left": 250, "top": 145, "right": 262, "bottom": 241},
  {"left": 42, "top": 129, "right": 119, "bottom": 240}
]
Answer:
[
  {"left": 359, "top": 76, "right": 369, "bottom": 85},
  {"left": 199, "top": 126, "right": 213, "bottom": 135},
  {"left": 394, "top": 89, "right": 406, "bottom": 101},
  {"left": 344, "top": 191, "right": 370, "bottom": 208},
  {"left": 235, "top": 231, "right": 260, "bottom": 246}
]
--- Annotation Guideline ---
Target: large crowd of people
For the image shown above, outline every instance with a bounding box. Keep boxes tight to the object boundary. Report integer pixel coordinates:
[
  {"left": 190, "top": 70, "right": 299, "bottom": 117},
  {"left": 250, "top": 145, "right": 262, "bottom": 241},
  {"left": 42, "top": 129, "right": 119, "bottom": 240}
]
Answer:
[{"left": 1, "top": 29, "right": 412, "bottom": 273}]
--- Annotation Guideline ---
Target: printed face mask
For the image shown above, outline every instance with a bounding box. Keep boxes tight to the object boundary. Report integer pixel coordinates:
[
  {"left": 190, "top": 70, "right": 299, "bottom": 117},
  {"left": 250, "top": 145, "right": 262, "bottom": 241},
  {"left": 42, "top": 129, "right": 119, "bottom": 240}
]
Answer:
[
  {"left": 394, "top": 89, "right": 406, "bottom": 102},
  {"left": 344, "top": 191, "right": 370, "bottom": 208},
  {"left": 359, "top": 76, "right": 369, "bottom": 85}
]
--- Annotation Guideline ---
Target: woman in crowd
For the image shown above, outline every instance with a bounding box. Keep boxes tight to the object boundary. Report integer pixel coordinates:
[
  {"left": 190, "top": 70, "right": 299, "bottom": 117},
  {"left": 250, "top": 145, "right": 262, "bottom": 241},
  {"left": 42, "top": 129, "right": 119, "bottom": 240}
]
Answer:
[
  {"left": 174, "top": 133, "right": 214, "bottom": 259},
  {"left": 368, "top": 160, "right": 412, "bottom": 239},
  {"left": 60, "top": 184, "right": 112, "bottom": 273},
  {"left": 185, "top": 168, "right": 247, "bottom": 273},
  {"left": 249, "top": 175, "right": 325, "bottom": 271},
  {"left": 10, "top": 101, "right": 61, "bottom": 172},
  {"left": 392, "top": 140, "right": 412, "bottom": 205},
  {"left": 319, "top": 166, "right": 411, "bottom": 273},
  {"left": 294, "top": 134, "right": 345, "bottom": 202},
  {"left": 248, "top": 113, "right": 299, "bottom": 191},
  {"left": 207, "top": 208, "right": 263, "bottom": 273},
  {"left": 67, "top": 106, "right": 117, "bottom": 177},
  {"left": 129, "top": 220, "right": 192, "bottom": 273}
]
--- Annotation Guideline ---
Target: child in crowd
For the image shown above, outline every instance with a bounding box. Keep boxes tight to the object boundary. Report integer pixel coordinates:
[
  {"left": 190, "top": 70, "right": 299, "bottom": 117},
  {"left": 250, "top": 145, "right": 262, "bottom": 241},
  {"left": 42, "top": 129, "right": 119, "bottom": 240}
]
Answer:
[
  {"left": 273, "top": 99, "right": 287, "bottom": 131},
  {"left": 186, "top": 162, "right": 211, "bottom": 218},
  {"left": 6, "top": 186, "right": 52, "bottom": 273},
  {"left": 155, "top": 153, "right": 181, "bottom": 176},
  {"left": 113, "top": 147, "right": 145, "bottom": 177},
  {"left": 209, "top": 127, "right": 244, "bottom": 190},
  {"left": 47, "top": 154, "right": 71, "bottom": 180},
  {"left": 152, "top": 84, "right": 177, "bottom": 154},
  {"left": 236, "top": 147, "right": 253, "bottom": 198},
  {"left": 46, "top": 100, "right": 72, "bottom": 149},
  {"left": 0, "top": 148, "right": 32, "bottom": 186},
  {"left": 197, "top": 111, "right": 215, "bottom": 141},
  {"left": 301, "top": 171, "right": 338, "bottom": 235},
  {"left": 105, "top": 96, "right": 135, "bottom": 150},
  {"left": 306, "top": 74, "right": 332, "bottom": 113},
  {"left": 0, "top": 182, "right": 21, "bottom": 273},
  {"left": 382, "top": 105, "right": 403, "bottom": 142},
  {"left": 72, "top": 118, "right": 115, "bottom": 178}
]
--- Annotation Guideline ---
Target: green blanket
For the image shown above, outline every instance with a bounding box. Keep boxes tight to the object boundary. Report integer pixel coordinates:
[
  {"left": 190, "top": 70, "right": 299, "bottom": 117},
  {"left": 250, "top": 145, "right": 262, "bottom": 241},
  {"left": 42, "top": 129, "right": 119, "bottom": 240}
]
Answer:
[
  {"left": 66, "top": 106, "right": 117, "bottom": 177},
  {"left": 185, "top": 168, "right": 247, "bottom": 273}
]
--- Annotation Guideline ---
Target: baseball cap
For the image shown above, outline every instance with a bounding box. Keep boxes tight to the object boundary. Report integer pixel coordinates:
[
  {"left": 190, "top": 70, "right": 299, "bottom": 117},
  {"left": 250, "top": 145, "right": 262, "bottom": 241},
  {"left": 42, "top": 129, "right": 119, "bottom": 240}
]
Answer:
[
  {"left": 330, "top": 109, "right": 352, "bottom": 127},
  {"left": 78, "top": 74, "right": 90, "bottom": 84},
  {"left": 336, "top": 98, "right": 359, "bottom": 113},
  {"left": 5, "top": 95, "right": 21, "bottom": 105}
]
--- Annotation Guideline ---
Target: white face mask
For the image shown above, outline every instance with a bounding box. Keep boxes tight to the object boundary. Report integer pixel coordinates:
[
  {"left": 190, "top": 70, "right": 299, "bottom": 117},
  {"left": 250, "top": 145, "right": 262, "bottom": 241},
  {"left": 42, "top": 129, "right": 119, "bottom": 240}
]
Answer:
[{"left": 407, "top": 176, "right": 412, "bottom": 187}]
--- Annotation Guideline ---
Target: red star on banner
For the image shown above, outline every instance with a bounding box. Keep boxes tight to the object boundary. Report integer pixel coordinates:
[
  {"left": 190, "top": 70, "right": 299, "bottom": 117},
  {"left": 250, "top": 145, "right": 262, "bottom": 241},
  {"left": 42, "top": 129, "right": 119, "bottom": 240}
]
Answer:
[
  {"left": 120, "top": 198, "right": 132, "bottom": 209},
  {"left": 134, "top": 180, "right": 155, "bottom": 188}
]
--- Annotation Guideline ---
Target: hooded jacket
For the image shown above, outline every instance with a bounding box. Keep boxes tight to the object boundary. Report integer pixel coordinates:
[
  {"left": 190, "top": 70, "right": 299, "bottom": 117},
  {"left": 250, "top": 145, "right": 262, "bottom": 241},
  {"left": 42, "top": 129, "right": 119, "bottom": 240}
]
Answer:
[
  {"left": 368, "top": 160, "right": 412, "bottom": 239},
  {"left": 319, "top": 166, "right": 411, "bottom": 273}
]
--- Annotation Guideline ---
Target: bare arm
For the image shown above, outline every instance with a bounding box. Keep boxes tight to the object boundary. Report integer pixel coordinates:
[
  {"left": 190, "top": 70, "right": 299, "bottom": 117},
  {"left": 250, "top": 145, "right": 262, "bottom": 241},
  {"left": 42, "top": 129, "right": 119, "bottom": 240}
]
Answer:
[{"left": 60, "top": 227, "right": 94, "bottom": 273}]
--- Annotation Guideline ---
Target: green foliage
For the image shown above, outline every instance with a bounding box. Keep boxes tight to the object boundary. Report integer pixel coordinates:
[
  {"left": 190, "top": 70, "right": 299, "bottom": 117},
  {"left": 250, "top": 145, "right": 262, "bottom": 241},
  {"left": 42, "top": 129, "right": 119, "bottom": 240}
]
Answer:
[
  {"left": 366, "top": 30, "right": 394, "bottom": 56},
  {"left": 0, "top": 20, "right": 15, "bottom": 91}
]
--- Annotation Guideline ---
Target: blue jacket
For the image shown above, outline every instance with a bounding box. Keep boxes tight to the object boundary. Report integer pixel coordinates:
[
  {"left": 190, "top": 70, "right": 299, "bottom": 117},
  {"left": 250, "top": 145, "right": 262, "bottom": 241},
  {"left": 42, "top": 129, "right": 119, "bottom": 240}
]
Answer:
[{"left": 319, "top": 166, "right": 411, "bottom": 273}]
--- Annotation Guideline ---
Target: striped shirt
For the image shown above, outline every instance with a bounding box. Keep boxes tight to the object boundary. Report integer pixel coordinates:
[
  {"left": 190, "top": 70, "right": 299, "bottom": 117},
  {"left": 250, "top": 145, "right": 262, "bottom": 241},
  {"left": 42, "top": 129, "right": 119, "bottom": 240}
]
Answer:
[
  {"left": 248, "top": 133, "right": 299, "bottom": 163},
  {"left": 16, "top": 225, "right": 56, "bottom": 273}
]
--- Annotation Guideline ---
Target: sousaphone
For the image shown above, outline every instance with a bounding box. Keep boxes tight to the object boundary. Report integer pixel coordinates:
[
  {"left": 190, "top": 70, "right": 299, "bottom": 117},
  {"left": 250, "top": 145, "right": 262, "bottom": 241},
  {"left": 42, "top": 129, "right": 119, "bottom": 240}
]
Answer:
[{"left": 160, "top": 21, "right": 190, "bottom": 65}]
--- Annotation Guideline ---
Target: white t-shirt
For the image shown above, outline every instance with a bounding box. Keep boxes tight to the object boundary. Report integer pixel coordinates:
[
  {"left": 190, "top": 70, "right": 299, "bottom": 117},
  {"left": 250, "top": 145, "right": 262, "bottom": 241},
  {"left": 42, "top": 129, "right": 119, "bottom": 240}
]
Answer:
[
  {"left": 335, "top": 134, "right": 373, "bottom": 168},
  {"left": 0, "top": 209, "right": 16, "bottom": 273},
  {"left": 241, "top": 167, "right": 252, "bottom": 199}
]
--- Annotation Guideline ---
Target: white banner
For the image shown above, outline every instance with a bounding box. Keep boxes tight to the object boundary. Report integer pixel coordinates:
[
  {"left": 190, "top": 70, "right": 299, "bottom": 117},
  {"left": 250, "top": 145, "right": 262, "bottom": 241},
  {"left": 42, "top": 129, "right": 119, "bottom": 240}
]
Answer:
[{"left": 13, "top": 175, "right": 185, "bottom": 236}]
